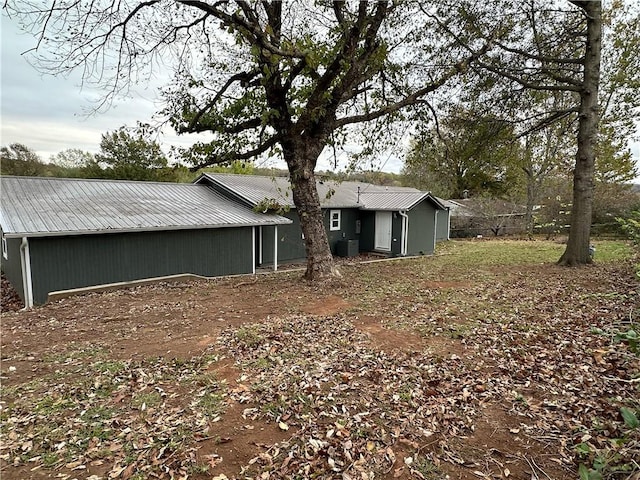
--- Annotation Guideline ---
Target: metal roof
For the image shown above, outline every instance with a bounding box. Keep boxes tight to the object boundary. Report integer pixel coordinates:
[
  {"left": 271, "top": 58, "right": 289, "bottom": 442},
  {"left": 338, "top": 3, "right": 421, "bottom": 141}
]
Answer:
[
  {"left": 197, "top": 173, "right": 444, "bottom": 211},
  {"left": 0, "top": 176, "right": 291, "bottom": 238},
  {"left": 197, "top": 173, "right": 359, "bottom": 208},
  {"left": 357, "top": 191, "right": 430, "bottom": 211}
]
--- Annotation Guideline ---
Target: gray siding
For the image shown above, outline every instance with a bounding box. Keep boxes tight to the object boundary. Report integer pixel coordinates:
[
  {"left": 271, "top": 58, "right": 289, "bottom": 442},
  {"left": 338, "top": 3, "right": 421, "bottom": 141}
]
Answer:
[
  {"left": 391, "top": 213, "right": 403, "bottom": 256},
  {"left": 261, "top": 208, "right": 363, "bottom": 264},
  {"left": 27, "top": 227, "right": 254, "bottom": 305},
  {"left": 325, "top": 208, "right": 361, "bottom": 254},
  {"left": 359, "top": 211, "right": 375, "bottom": 252},
  {"left": 1, "top": 234, "right": 26, "bottom": 302},
  {"left": 407, "top": 201, "right": 437, "bottom": 255},
  {"left": 261, "top": 211, "right": 306, "bottom": 264},
  {"left": 436, "top": 208, "right": 450, "bottom": 242}
]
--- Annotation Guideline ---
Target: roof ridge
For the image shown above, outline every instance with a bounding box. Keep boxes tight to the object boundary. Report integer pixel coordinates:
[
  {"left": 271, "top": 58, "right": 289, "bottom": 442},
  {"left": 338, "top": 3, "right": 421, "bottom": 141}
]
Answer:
[{"left": 0, "top": 175, "right": 188, "bottom": 186}]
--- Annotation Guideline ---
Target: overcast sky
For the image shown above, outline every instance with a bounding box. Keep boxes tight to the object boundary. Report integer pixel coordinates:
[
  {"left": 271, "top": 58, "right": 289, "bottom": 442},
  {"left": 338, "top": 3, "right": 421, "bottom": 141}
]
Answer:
[
  {"left": 0, "top": 15, "right": 212, "bottom": 163},
  {"left": 1, "top": 14, "right": 638, "bottom": 178},
  {"left": 0, "top": 14, "right": 388, "bottom": 173}
]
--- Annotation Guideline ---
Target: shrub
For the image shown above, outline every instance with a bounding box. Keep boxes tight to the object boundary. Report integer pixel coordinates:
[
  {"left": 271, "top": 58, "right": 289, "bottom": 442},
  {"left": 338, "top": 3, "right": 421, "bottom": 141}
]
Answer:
[{"left": 616, "top": 210, "right": 640, "bottom": 247}]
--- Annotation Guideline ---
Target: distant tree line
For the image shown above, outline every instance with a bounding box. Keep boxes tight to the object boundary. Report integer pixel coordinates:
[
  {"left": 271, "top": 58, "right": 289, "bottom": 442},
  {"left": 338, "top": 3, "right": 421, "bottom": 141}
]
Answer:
[
  {"left": 0, "top": 127, "right": 194, "bottom": 183},
  {"left": 402, "top": 107, "right": 640, "bottom": 237},
  {"left": 1, "top": 125, "right": 410, "bottom": 187}
]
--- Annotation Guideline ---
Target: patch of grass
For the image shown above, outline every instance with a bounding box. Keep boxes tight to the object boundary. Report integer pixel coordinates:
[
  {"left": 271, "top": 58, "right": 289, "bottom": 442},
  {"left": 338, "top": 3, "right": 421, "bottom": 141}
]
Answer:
[
  {"left": 187, "top": 463, "right": 211, "bottom": 475},
  {"left": 261, "top": 399, "right": 286, "bottom": 419},
  {"left": 189, "top": 371, "right": 220, "bottom": 387},
  {"left": 89, "top": 448, "right": 117, "bottom": 460},
  {"left": 82, "top": 405, "right": 115, "bottom": 421},
  {"left": 433, "top": 239, "right": 631, "bottom": 269},
  {"left": 195, "top": 391, "right": 224, "bottom": 418},
  {"left": 592, "top": 241, "right": 633, "bottom": 263},
  {"left": 131, "top": 390, "right": 163, "bottom": 410},
  {"left": 42, "top": 452, "right": 61, "bottom": 467},
  {"left": 235, "top": 325, "right": 265, "bottom": 347},
  {"left": 435, "top": 239, "right": 565, "bottom": 267},
  {"left": 34, "top": 396, "right": 75, "bottom": 415},
  {"left": 93, "top": 360, "right": 127, "bottom": 375},
  {"left": 42, "top": 344, "right": 106, "bottom": 364},
  {"left": 199, "top": 353, "right": 222, "bottom": 365},
  {"left": 411, "top": 454, "right": 445, "bottom": 479},
  {"left": 396, "top": 384, "right": 414, "bottom": 403},
  {"left": 78, "top": 423, "right": 112, "bottom": 443},
  {"left": 249, "top": 357, "right": 273, "bottom": 370},
  {"left": 444, "top": 322, "right": 474, "bottom": 339},
  {"left": 1, "top": 378, "right": 44, "bottom": 398}
]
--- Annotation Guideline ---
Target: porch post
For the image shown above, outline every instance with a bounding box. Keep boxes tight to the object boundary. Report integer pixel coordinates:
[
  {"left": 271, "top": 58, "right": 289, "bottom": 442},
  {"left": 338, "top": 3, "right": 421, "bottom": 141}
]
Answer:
[
  {"left": 274, "top": 225, "right": 278, "bottom": 271},
  {"left": 252, "top": 227, "right": 256, "bottom": 275}
]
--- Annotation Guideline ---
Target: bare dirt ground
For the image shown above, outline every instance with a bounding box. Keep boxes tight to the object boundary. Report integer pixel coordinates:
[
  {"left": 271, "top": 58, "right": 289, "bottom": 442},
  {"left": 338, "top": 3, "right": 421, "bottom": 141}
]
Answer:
[{"left": 1, "top": 241, "right": 639, "bottom": 480}]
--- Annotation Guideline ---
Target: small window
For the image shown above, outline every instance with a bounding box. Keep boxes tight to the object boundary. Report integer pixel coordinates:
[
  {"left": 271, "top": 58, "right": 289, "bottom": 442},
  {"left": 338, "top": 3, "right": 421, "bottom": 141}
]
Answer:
[
  {"left": 2, "top": 237, "right": 7, "bottom": 260},
  {"left": 330, "top": 210, "right": 341, "bottom": 231}
]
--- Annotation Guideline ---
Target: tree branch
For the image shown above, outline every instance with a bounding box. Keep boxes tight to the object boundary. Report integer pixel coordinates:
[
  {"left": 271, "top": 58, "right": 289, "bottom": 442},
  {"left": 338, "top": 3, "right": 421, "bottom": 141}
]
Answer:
[
  {"left": 540, "top": 66, "right": 583, "bottom": 87},
  {"left": 186, "top": 69, "right": 260, "bottom": 131},
  {"left": 189, "top": 135, "right": 280, "bottom": 171},
  {"left": 476, "top": 60, "right": 583, "bottom": 92},
  {"left": 516, "top": 108, "right": 579, "bottom": 138},
  {"left": 177, "top": 0, "right": 305, "bottom": 59},
  {"left": 335, "top": 43, "right": 492, "bottom": 128},
  {"left": 333, "top": 1, "right": 346, "bottom": 26},
  {"left": 495, "top": 41, "right": 584, "bottom": 65},
  {"left": 189, "top": 117, "right": 264, "bottom": 135},
  {"left": 301, "top": 1, "right": 388, "bottom": 131}
]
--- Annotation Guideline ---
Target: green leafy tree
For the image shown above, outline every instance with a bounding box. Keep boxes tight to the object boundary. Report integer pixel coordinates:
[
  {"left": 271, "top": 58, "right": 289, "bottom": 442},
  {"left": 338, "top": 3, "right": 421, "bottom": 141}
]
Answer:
[
  {"left": 96, "top": 127, "right": 169, "bottom": 181},
  {"left": 592, "top": 182, "right": 640, "bottom": 233},
  {"left": 4, "top": 1, "right": 493, "bottom": 280},
  {"left": 403, "top": 111, "right": 522, "bottom": 199},
  {"left": 456, "top": 0, "right": 639, "bottom": 265},
  {"left": 519, "top": 99, "right": 575, "bottom": 235},
  {"left": 49, "top": 149, "right": 106, "bottom": 178},
  {"left": 50, "top": 149, "right": 95, "bottom": 170},
  {"left": 0, "top": 143, "right": 48, "bottom": 176},
  {"left": 596, "top": 1, "right": 640, "bottom": 184}
]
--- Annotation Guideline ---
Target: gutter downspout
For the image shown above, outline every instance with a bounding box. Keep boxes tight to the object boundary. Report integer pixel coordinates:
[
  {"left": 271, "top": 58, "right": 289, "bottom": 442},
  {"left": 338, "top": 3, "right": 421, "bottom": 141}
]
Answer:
[
  {"left": 399, "top": 210, "right": 408, "bottom": 256},
  {"left": 258, "top": 226, "right": 263, "bottom": 266},
  {"left": 20, "top": 237, "right": 34, "bottom": 309},
  {"left": 447, "top": 208, "right": 451, "bottom": 240}
]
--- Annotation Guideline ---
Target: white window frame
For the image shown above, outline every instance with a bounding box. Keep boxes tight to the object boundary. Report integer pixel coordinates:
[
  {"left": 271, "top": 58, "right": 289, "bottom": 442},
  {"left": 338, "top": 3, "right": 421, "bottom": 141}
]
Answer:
[
  {"left": 2, "top": 237, "right": 7, "bottom": 260},
  {"left": 329, "top": 209, "right": 341, "bottom": 231}
]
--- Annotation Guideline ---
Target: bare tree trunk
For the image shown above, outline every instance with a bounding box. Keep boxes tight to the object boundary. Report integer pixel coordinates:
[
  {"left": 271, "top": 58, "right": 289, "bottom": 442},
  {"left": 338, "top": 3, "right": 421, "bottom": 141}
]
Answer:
[
  {"left": 284, "top": 141, "right": 337, "bottom": 280},
  {"left": 558, "top": 0, "right": 601, "bottom": 266}
]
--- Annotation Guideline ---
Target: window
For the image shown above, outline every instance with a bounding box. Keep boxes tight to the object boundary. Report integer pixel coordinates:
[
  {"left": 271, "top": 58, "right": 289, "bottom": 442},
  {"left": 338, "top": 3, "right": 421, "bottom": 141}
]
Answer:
[
  {"left": 2, "top": 237, "right": 7, "bottom": 260},
  {"left": 330, "top": 210, "right": 341, "bottom": 231}
]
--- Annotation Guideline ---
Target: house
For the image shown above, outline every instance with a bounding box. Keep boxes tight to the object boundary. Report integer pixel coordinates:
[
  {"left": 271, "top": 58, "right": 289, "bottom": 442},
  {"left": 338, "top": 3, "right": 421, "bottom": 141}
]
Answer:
[
  {"left": 195, "top": 173, "right": 447, "bottom": 264},
  {"left": 0, "top": 176, "right": 291, "bottom": 307}
]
